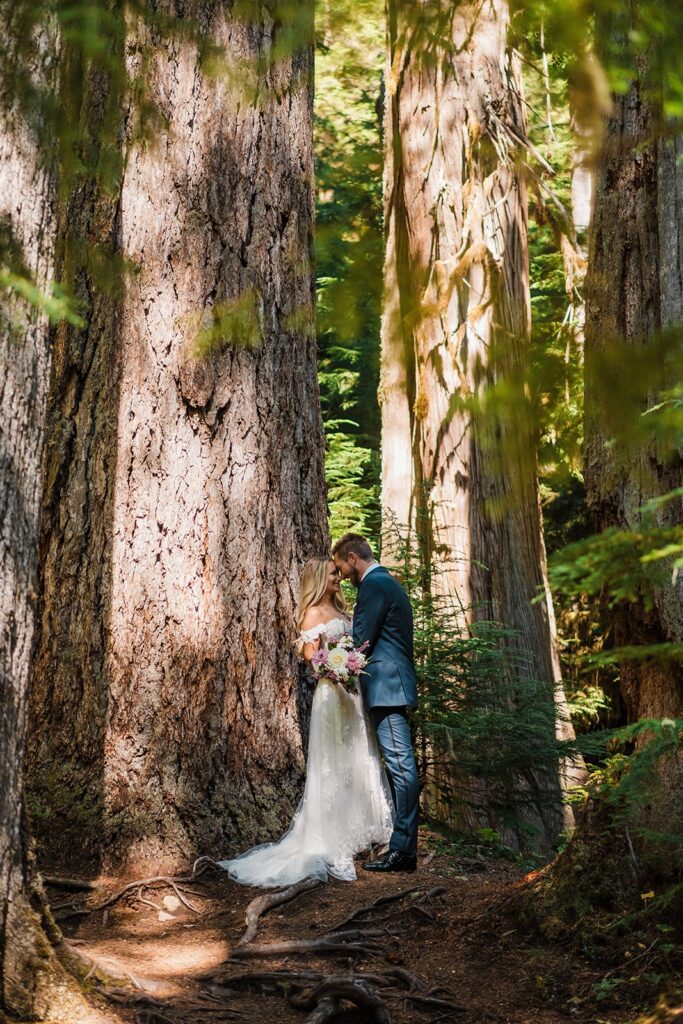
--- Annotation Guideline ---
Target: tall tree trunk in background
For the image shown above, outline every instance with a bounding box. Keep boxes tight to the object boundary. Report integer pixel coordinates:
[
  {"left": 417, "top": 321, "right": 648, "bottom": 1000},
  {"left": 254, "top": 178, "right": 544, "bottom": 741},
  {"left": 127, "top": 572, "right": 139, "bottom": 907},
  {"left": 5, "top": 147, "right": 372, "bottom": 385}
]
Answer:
[
  {"left": 584, "top": 7, "right": 683, "bottom": 862},
  {"left": 27, "top": 1, "right": 327, "bottom": 875},
  {"left": 380, "top": 0, "right": 577, "bottom": 846}
]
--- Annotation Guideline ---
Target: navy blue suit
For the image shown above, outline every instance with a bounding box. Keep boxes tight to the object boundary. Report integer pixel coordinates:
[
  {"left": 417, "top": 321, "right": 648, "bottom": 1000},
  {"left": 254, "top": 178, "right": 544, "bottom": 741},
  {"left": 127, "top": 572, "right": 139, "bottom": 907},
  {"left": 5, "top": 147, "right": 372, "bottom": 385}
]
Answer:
[{"left": 353, "top": 566, "right": 419, "bottom": 855}]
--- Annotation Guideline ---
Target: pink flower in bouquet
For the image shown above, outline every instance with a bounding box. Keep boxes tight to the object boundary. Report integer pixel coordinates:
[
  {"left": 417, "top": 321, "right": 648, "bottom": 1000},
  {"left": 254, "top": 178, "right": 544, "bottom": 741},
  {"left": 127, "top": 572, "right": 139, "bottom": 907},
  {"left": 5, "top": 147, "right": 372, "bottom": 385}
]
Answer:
[
  {"left": 346, "top": 651, "right": 363, "bottom": 674},
  {"left": 311, "top": 646, "right": 329, "bottom": 668}
]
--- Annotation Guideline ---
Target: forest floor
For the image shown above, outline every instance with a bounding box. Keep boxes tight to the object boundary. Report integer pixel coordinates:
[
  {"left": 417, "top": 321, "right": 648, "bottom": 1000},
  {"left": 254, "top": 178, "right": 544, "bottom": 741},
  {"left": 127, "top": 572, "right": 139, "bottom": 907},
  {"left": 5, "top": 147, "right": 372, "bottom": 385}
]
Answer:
[{"left": 45, "top": 827, "right": 680, "bottom": 1024}]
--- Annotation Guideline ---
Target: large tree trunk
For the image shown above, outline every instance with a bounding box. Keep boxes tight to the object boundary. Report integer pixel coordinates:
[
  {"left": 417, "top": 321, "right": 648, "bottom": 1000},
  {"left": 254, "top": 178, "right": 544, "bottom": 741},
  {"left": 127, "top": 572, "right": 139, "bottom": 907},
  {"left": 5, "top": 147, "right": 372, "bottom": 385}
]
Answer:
[
  {"left": 583, "top": 4, "right": 683, "bottom": 863},
  {"left": 380, "top": 0, "right": 577, "bottom": 847},
  {"left": 0, "top": 17, "right": 58, "bottom": 1016},
  {"left": 0, "top": 14, "right": 93, "bottom": 1019},
  {"left": 26, "top": 1, "right": 327, "bottom": 875}
]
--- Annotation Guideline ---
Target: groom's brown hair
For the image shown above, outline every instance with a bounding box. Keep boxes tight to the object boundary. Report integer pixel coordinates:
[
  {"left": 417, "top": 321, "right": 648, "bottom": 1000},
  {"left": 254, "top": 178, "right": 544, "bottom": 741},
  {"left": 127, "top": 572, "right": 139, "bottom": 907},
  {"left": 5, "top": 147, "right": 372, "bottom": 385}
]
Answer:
[{"left": 332, "top": 533, "right": 374, "bottom": 561}]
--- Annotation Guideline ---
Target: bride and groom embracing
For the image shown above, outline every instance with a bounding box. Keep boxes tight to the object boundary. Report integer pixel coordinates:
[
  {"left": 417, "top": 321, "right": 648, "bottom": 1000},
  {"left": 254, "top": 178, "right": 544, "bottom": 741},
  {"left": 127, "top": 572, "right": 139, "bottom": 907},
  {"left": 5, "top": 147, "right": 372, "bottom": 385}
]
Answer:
[{"left": 219, "top": 533, "right": 420, "bottom": 887}]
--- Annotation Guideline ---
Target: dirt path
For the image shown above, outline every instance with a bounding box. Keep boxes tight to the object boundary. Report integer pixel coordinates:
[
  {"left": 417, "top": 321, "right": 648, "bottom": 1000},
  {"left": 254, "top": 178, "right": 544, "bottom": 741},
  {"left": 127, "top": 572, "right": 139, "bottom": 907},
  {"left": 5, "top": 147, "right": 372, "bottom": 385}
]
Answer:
[{"left": 46, "top": 845, "right": 658, "bottom": 1024}]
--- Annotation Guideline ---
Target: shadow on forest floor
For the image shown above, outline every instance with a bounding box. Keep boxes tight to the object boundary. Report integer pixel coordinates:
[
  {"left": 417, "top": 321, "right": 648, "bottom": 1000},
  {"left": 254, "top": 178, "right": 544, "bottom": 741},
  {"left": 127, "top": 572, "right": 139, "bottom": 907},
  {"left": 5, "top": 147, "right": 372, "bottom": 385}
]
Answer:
[{"left": 45, "top": 827, "right": 679, "bottom": 1024}]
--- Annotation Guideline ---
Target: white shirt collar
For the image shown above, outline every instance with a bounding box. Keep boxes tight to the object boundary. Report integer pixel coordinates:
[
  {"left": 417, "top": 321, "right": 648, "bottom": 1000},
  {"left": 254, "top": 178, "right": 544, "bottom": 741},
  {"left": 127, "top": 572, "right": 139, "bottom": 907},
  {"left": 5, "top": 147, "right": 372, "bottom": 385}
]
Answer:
[{"left": 360, "top": 561, "right": 381, "bottom": 582}]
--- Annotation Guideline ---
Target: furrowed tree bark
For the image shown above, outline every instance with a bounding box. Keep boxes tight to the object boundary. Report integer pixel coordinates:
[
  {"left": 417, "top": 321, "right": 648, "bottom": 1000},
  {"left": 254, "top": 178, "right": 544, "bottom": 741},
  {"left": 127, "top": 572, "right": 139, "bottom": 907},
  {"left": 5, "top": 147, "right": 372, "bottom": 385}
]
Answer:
[
  {"left": 380, "top": 0, "right": 577, "bottom": 846},
  {"left": 26, "top": 1, "right": 327, "bottom": 874},
  {"left": 0, "top": 13, "right": 105, "bottom": 1019},
  {"left": 584, "top": 4, "right": 683, "bottom": 867},
  {"left": 0, "top": 12, "right": 60, "bottom": 1015}
]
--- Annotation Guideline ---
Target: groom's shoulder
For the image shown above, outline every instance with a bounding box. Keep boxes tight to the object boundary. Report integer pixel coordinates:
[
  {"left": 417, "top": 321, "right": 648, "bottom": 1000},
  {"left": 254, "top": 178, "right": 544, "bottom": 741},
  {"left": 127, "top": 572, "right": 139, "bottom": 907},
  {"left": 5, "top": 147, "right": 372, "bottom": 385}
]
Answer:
[{"left": 367, "top": 566, "right": 405, "bottom": 591}]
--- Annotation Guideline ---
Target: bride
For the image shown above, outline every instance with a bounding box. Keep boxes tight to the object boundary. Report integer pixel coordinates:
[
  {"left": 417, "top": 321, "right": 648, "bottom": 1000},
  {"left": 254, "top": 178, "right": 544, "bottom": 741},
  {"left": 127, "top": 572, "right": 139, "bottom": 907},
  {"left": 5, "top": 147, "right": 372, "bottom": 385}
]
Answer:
[{"left": 218, "top": 556, "right": 393, "bottom": 886}]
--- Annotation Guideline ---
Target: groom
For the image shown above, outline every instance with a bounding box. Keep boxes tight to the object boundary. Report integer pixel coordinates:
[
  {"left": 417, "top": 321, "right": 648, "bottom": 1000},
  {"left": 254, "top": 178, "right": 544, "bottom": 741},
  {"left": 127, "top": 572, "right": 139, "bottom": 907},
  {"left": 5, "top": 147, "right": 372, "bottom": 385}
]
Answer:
[{"left": 332, "top": 533, "right": 419, "bottom": 872}]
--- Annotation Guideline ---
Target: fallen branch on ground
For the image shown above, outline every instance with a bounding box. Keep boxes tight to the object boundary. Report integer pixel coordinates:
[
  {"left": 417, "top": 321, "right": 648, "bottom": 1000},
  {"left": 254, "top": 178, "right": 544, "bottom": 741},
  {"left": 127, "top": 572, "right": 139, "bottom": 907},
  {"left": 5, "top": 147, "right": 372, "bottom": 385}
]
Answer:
[{"left": 240, "top": 878, "right": 321, "bottom": 944}]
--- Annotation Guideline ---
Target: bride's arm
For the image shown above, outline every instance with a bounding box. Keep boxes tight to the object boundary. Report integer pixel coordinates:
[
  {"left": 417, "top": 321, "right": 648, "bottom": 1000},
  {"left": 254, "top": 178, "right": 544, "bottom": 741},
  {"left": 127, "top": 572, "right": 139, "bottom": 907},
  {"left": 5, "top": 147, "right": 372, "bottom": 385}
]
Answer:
[{"left": 300, "top": 608, "right": 325, "bottom": 662}]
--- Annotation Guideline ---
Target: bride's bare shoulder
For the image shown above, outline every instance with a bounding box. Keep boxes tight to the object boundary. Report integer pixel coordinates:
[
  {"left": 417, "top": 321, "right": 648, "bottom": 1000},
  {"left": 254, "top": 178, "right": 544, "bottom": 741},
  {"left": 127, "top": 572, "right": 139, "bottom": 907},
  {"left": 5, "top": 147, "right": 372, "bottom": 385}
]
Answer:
[{"left": 301, "top": 605, "right": 326, "bottom": 632}]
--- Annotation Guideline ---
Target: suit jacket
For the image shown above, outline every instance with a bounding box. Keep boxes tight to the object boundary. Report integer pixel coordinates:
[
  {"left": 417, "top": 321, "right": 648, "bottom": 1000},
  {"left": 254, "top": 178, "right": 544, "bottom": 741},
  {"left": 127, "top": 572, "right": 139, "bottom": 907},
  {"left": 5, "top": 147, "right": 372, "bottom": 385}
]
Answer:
[{"left": 352, "top": 565, "right": 418, "bottom": 710}]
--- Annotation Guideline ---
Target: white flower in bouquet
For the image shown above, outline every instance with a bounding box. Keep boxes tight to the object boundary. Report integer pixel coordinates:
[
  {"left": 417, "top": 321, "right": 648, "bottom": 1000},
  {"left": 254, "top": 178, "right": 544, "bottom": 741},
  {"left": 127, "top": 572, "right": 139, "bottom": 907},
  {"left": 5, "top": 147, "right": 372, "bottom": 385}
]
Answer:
[{"left": 327, "top": 646, "right": 349, "bottom": 675}]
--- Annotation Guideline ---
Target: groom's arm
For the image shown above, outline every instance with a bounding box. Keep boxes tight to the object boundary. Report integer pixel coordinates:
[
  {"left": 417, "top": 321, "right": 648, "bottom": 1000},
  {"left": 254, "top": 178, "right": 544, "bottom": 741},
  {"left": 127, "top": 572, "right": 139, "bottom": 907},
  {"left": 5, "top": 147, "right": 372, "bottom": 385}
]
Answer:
[{"left": 353, "top": 579, "right": 390, "bottom": 655}]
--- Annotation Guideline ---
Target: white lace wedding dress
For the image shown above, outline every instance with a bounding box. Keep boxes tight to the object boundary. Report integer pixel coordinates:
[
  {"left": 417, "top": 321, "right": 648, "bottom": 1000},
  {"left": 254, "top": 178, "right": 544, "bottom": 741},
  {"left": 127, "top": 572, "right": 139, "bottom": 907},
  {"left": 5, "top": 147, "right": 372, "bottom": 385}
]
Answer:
[{"left": 218, "top": 617, "right": 393, "bottom": 886}]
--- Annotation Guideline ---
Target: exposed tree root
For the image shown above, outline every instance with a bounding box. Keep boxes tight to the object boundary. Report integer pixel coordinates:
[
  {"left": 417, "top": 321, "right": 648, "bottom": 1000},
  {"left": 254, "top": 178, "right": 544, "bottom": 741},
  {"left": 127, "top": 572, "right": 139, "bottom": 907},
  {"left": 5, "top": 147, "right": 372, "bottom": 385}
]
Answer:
[
  {"left": 291, "top": 976, "right": 392, "bottom": 1024},
  {"left": 230, "top": 930, "right": 385, "bottom": 959},
  {"left": 135, "top": 892, "right": 164, "bottom": 912},
  {"left": 420, "top": 885, "right": 448, "bottom": 902},
  {"left": 385, "top": 989, "right": 467, "bottom": 1013},
  {"left": 43, "top": 875, "right": 101, "bottom": 891},
  {"left": 46, "top": 872, "right": 211, "bottom": 925},
  {"left": 202, "top": 966, "right": 394, "bottom": 990},
  {"left": 240, "top": 878, "right": 322, "bottom": 943},
  {"left": 61, "top": 939, "right": 161, "bottom": 994},
  {"left": 204, "top": 969, "right": 396, "bottom": 1023},
  {"left": 200, "top": 967, "right": 328, "bottom": 987},
  {"left": 198, "top": 934, "right": 468, "bottom": 1023},
  {"left": 381, "top": 965, "right": 428, "bottom": 991},
  {"left": 93, "top": 875, "right": 203, "bottom": 913},
  {"left": 191, "top": 856, "right": 224, "bottom": 878},
  {"left": 321, "top": 927, "right": 388, "bottom": 942},
  {"left": 301, "top": 995, "right": 339, "bottom": 1023},
  {"left": 330, "top": 884, "right": 446, "bottom": 931},
  {"left": 106, "top": 989, "right": 247, "bottom": 1023},
  {"left": 53, "top": 906, "right": 91, "bottom": 922},
  {"left": 133, "top": 1011, "right": 176, "bottom": 1024},
  {"left": 41, "top": 860, "right": 464, "bottom": 1024}
]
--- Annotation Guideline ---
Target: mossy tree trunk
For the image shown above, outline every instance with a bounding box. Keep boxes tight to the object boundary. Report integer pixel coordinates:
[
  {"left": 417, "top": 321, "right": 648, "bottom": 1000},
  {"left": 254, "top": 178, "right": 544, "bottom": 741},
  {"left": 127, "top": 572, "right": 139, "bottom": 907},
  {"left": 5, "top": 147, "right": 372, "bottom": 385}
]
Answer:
[{"left": 26, "top": 0, "right": 327, "bottom": 876}]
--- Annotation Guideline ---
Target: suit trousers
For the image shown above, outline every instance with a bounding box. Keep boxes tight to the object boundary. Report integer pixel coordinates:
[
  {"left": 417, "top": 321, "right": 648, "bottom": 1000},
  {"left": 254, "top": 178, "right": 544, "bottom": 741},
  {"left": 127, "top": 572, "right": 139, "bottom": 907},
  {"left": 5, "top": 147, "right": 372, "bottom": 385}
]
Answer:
[{"left": 369, "top": 706, "right": 419, "bottom": 855}]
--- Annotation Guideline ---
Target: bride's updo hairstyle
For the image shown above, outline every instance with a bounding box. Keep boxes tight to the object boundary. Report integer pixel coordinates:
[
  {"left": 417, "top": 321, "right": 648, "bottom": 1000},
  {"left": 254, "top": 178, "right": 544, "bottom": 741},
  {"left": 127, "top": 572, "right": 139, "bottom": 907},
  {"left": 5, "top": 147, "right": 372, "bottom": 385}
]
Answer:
[{"left": 295, "top": 556, "right": 348, "bottom": 652}]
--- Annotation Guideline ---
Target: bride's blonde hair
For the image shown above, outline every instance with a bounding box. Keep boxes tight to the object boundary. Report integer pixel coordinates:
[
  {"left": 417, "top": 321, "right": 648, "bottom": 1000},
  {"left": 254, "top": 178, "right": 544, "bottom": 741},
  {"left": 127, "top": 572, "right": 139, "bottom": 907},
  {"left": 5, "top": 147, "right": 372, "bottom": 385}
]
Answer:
[{"left": 295, "top": 556, "right": 348, "bottom": 651}]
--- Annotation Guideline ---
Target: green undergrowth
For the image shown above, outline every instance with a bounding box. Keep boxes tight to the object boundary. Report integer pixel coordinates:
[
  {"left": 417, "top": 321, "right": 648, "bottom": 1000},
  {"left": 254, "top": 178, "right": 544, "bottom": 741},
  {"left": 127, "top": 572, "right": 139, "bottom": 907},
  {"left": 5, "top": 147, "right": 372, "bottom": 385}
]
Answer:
[
  {"left": 516, "top": 831, "right": 682, "bottom": 1018},
  {"left": 507, "top": 737, "right": 683, "bottom": 1024},
  {"left": 419, "top": 818, "right": 522, "bottom": 874}
]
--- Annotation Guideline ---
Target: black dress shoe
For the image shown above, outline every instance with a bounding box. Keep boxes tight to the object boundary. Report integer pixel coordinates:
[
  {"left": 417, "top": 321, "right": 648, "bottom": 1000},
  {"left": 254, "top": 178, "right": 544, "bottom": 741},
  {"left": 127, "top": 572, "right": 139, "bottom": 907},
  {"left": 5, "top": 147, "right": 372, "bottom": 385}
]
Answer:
[{"left": 362, "top": 849, "right": 417, "bottom": 873}]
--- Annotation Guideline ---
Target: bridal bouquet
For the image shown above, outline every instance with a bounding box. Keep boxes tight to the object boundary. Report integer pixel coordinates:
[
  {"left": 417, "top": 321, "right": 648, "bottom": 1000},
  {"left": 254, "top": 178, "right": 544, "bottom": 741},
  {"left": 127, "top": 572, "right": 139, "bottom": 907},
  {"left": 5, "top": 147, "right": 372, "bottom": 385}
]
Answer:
[{"left": 310, "top": 635, "right": 368, "bottom": 694}]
